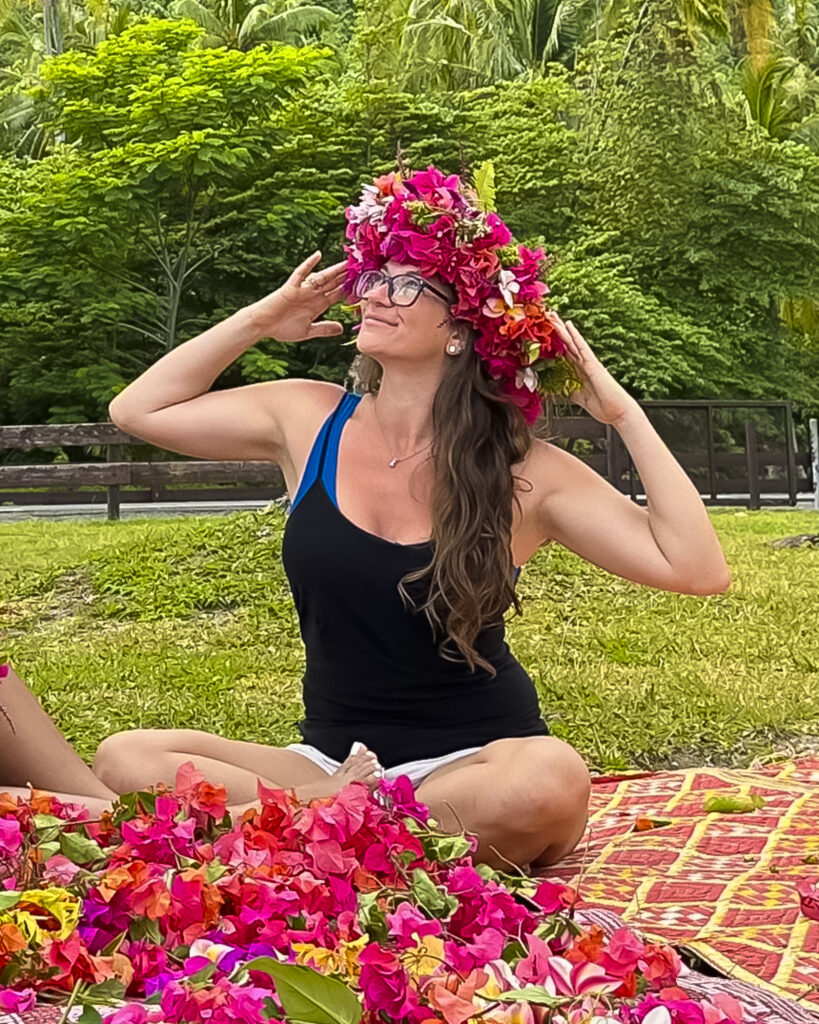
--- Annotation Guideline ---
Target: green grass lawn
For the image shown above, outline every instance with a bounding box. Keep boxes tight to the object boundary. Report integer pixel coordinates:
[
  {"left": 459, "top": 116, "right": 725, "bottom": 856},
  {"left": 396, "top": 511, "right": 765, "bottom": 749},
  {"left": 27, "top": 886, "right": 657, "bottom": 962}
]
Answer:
[{"left": 1, "top": 506, "right": 818, "bottom": 772}]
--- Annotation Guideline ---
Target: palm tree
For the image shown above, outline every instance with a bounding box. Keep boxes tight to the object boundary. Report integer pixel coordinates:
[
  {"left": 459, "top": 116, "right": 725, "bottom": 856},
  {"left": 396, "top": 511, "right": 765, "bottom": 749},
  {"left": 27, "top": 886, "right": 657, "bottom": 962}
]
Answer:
[
  {"left": 0, "top": 0, "right": 135, "bottom": 154},
  {"left": 388, "top": 0, "right": 814, "bottom": 92},
  {"left": 167, "top": 0, "right": 339, "bottom": 50}
]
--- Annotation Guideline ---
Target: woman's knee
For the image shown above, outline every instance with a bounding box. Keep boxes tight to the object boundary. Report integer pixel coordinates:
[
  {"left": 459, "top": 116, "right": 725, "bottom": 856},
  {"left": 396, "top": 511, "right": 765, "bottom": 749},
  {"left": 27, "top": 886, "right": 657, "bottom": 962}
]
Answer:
[
  {"left": 92, "top": 728, "right": 185, "bottom": 791},
  {"left": 525, "top": 740, "right": 590, "bottom": 832},
  {"left": 525, "top": 739, "right": 590, "bottom": 864}
]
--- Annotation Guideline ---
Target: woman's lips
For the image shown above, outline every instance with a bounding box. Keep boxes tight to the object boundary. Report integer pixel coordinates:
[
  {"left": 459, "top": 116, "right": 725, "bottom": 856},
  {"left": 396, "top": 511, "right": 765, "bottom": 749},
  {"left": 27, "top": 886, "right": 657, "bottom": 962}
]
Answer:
[{"left": 364, "top": 315, "right": 396, "bottom": 326}]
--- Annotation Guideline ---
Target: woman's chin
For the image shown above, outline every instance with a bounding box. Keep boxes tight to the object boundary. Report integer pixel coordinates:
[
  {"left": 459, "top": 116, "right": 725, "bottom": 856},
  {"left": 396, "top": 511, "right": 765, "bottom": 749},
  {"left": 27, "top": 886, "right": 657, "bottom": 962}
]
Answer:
[{"left": 355, "top": 331, "right": 393, "bottom": 354}]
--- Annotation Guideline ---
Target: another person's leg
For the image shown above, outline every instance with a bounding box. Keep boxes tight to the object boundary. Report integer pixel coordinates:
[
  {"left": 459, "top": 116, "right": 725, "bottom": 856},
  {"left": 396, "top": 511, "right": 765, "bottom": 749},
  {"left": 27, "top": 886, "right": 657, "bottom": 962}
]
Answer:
[
  {"left": 413, "top": 736, "right": 590, "bottom": 873},
  {"left": 0, "top": 662, "right": 117, "bottom": 804},
  {"left": 0, "top": 662, "right": 380, "bottom": 815}
]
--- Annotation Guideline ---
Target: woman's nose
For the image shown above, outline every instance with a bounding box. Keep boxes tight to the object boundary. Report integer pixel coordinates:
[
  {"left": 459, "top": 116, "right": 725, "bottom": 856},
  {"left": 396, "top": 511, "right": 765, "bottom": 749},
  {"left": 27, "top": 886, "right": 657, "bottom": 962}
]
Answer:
[{"left": 367, "top": 276, "right": 392, "bottom": 302}]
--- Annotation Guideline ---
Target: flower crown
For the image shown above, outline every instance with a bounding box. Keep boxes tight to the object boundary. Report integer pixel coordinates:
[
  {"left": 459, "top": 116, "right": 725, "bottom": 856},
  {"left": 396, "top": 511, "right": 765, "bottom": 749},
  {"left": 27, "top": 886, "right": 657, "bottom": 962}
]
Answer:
[{"left": 342, "top": 160, "right": 583, "bottom": 425}]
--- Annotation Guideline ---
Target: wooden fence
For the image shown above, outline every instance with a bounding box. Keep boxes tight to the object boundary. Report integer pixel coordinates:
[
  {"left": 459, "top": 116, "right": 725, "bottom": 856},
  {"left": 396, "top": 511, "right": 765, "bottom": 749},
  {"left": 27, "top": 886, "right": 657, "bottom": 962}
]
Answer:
[
  {"left": 541, "top": 400, "right": 811, "bottom": 509},
  {"left": 0, "top": 399, "right": 812, "bottom": 519}
]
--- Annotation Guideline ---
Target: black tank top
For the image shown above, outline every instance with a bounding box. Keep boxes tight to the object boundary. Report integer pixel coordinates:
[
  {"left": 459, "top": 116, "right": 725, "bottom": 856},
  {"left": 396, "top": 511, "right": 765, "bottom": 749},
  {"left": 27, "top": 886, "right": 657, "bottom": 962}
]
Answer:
[{"left": 280, "top": 390, "right": 549, "bottom": 769}]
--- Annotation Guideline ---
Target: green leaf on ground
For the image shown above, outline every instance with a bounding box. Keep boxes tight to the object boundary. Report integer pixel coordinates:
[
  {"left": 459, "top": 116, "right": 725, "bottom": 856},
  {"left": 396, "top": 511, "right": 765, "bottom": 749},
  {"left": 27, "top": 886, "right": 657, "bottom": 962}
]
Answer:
[
  {"left": 495, "top": 987, "right": 572, "bottom": 1007},
  {"left": 703, "top": 792, "right": 765, "bottom": 813},
  {"left": 60, "top": 831, "right": 104, "bottom": 865},
  {"left": 243, "top": 957, "right": 363, "bottom": 1024}
]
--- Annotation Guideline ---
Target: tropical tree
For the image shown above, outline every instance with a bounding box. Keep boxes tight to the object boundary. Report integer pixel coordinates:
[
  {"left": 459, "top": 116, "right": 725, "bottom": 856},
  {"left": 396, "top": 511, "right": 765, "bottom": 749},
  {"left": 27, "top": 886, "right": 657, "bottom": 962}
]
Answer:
[
  {"left": 0, "top": 0, "right": 136, "bottom": 153},
  {"left": 0, "top": 18, "right": 336, "bottom": 426},
  {"left": 167, "top": 0, "right": 340, "bottom": 50}
]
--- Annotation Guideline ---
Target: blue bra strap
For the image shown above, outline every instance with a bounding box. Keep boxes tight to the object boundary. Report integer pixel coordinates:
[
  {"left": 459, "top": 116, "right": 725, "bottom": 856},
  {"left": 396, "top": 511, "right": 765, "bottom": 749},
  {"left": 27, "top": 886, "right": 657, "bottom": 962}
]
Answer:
[
  {"left": 289, "top": 391, "right": 351, "bottom": 512},
  {"left": 321, "top": 392, "right": 362, "bottom": 507}
]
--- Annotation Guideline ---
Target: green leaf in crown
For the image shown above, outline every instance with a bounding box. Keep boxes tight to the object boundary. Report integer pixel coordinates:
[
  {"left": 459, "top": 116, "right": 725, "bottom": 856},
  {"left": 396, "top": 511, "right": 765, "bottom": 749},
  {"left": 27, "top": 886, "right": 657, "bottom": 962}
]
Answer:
[{"left": 472, "top": 160, "right": 496, "bottom": 214}]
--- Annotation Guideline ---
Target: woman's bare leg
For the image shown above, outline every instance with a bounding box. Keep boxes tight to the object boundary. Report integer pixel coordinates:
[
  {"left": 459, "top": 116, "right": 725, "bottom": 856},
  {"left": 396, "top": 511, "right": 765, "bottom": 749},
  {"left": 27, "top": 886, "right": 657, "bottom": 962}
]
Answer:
[
  {"left": 0, "top": 663, "right": 116, "bottom": 802},
  {"left": 92, "top": 728, "right": 383, "bottom": 805},
  {"left": 414, "top": 737, "right": 590, "bottom": 872}
]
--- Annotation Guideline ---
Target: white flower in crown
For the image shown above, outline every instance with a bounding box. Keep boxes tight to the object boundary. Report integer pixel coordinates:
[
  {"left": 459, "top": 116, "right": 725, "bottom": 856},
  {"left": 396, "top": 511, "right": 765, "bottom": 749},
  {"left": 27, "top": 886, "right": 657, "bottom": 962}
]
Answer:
[
  {"left": 482, "top": 297, "right": 526, "bottom": 319},
  {"left": 498, "top": 268, "right": 521, "bottom": 307},
  {"left": 347, "top": 185, "right": 393, "bottom": 226},
  {"left": 516, "top": 367, "right": 539, "bottom": 392},
  {"left": 482, "top": 296, "right": 505, "bottom": 318}
]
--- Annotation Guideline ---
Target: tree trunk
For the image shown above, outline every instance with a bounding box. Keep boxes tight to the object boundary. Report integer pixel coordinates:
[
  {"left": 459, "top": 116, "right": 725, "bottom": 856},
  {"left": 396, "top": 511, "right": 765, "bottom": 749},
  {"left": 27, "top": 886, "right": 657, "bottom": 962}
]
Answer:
[{"left": 744, "top": 0, "right": 774, "bottom": 70}]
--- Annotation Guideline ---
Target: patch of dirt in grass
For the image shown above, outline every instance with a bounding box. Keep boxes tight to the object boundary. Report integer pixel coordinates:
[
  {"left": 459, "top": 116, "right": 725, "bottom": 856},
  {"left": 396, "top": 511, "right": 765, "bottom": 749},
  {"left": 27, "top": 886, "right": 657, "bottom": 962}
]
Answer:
[
  {"left": 2, "top": 568, "right": 96, "bottom": 635},
  {"left": 648, "top": 729, "right": 819, "bottom": 772}
]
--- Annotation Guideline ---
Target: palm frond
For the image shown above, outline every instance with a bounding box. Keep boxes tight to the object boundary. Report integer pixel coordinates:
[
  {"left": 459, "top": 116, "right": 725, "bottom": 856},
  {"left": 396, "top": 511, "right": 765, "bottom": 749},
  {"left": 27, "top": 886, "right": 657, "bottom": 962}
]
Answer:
[
  {"left": 242, "top": 2, "right": 338, "bottom": 46},
  {"left": 168, "top": 0, "right": 226, "bottom": 39}
]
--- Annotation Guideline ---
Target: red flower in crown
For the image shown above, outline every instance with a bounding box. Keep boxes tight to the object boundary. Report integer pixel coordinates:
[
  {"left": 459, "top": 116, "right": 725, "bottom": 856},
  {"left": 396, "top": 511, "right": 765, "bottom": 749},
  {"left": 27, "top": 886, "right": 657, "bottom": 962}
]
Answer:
[{"left": 343, "top": 162, "right": 582, "bottom": 424}]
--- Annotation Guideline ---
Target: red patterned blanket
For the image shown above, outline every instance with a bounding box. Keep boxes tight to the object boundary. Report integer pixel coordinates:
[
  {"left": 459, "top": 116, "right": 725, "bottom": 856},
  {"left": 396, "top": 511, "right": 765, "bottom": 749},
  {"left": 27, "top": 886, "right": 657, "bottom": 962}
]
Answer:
[{"left": 539, "top": 756, "right": 819, "bottom": 1011}]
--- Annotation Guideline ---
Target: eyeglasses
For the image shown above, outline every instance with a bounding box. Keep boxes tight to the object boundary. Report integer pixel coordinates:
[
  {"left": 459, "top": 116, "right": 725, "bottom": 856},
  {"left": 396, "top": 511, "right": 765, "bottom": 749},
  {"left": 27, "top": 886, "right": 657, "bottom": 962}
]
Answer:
[{"left": 353, "top": 270, "right": 454, "bottom": 308}]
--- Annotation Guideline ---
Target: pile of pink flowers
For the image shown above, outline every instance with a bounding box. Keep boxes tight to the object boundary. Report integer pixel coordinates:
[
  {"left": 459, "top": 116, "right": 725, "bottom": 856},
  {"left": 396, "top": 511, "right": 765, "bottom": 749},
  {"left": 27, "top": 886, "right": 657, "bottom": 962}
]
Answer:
[
  {"left": 343, "top": 164, "right": 584, "bottom": 425},
  {"left": 0, "top": 763, "right": 745, "bottom": 1023}
]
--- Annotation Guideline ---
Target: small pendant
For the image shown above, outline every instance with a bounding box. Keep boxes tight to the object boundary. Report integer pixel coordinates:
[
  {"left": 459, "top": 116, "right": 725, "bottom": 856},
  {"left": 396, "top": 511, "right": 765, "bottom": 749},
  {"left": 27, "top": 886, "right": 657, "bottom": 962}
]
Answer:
[{"left": 389, "top": 458, "right": 399, "bottom": 468}]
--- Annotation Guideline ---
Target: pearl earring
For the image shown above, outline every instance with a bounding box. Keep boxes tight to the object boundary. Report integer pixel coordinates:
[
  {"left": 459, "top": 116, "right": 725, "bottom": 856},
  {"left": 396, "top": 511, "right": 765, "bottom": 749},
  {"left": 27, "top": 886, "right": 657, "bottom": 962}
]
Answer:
[{"left": 447, "top": 343, "right": 461, "bottom": 354}]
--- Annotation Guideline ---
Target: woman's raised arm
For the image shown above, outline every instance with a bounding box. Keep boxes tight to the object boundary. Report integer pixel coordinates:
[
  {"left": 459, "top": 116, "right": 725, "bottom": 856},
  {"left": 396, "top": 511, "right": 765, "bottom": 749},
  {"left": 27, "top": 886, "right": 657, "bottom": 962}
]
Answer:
[{"left": 107, "top": 251, "right": 348, "bottom": 462}]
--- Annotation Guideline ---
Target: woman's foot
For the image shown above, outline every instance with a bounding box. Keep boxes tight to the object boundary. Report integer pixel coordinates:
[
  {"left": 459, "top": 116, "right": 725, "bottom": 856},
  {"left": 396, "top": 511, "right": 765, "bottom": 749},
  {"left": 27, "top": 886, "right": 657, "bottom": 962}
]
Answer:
[{"left": 292, "top": 743, "right": 383, "bottom": 803}]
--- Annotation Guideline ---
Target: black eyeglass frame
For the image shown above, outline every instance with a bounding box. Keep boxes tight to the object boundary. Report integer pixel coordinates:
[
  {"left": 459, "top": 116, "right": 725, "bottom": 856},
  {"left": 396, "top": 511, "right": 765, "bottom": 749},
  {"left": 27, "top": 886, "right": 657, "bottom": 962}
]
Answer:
[{"left": 353, "top": 269, "right": 455, "bottom": 309}]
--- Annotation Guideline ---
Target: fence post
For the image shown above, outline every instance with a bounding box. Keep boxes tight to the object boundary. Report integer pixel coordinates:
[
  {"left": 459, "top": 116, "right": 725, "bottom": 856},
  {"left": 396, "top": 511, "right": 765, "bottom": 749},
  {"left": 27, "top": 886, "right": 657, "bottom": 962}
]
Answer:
[
  {"left": 706, "top": 404, "right": 716, "bottom": 501},
  {"left": 106, "top": 443, "right": 122, "bottom": 521},
  {"left": 784, "top": 402, "right": 798, "bottom": 506},
  {"left": 745, "top": 419, "right": 760, "bottom": 510},
  {"left": 605, "top": 423, "right": 617, "bottom": 487},
  {"left": 810, "top": 418, "right": 819, "bottom": 511}
]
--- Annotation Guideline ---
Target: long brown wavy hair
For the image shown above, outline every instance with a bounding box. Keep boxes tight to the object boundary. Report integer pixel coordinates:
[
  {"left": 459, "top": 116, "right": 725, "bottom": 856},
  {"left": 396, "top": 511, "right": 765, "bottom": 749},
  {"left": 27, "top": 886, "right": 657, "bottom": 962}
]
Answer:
[{"left": 345, "top": 329, "right": 557, "bottom": 677}]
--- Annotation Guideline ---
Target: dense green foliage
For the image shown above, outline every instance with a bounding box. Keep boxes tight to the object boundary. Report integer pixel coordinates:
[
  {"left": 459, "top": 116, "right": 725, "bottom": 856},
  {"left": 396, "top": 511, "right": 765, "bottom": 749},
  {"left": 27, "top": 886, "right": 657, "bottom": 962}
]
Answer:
[
  {"left": 1, "top": 0, "right": 819, "bottom": 433},
  {"left": 1, "top": 507, "right": 817, "bottom": 770}
]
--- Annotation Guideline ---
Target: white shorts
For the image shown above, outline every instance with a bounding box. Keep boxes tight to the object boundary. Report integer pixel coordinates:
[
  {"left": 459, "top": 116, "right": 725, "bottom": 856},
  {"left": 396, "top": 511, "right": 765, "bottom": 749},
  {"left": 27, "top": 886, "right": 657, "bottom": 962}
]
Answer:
[{"left": 284, "top": 742, "right": 484, "bottom": 789}]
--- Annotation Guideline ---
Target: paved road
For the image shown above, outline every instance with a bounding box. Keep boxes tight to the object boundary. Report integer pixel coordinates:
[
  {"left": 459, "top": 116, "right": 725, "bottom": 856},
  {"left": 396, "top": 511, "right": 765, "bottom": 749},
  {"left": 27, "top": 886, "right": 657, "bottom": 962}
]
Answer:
[
  {"left": 0, "top": 495, "right": 816, "bottom": 522},
  {"left": 0, "top": 499, "right": 287, "bottom": 522}
]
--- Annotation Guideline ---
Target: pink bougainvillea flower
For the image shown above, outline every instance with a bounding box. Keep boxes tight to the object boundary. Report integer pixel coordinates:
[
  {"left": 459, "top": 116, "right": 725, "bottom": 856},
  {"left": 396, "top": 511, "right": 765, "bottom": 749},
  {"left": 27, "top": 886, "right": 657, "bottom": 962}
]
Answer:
[
  {"left": 600, "top": 927, "right": 646, "bottom": 978},
  {"left": 797, "top": 878, "right": 819, "bottom": 921},
  {"left": 105, "top": 1006, "right": 155, "bottom": 1024},
  {"left": 514, "top": 931, "right": 553, "bottom": 986},
  {"left": 640, "top": 943, "right": 683, "bottom": 989},
  {"left": 159, "top": 975, "right": 273, "bottom": 1024},
  {"left": 386, "top": 901, "right": 443, "bottom": 946},
  {"left": 630, "top": 995, "right": 707, "bottom": 1024},
  {"left": 702, "top": 993, "right": 745, "bottom": 1023},
  {"left": 0, "top": 987, "right": 36, "bottom": 1012},
  {"left": 0, "top": 817, "right": 23, "bottom": 857},
  {"left": 530, "top": 878, "right": 575, "bottom": 914},
  {"left": 377, "top": 775, "right": 430, "bottom": 823},
  {"left": 42, "top": 854, "right": 83, "bottom": 886},
  {"left": 358, "top": 941, "right": 412, "bottom": 1017},
  {"left": 424, "top": 968, "right": 492, "bottom": 1024}
]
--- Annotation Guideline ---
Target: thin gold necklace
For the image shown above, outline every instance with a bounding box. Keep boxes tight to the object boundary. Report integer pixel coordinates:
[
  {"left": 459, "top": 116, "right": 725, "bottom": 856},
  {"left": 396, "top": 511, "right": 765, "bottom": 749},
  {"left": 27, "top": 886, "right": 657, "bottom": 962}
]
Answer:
[{"left": 370, "top": 397, "right": 433, "bottom": 468}]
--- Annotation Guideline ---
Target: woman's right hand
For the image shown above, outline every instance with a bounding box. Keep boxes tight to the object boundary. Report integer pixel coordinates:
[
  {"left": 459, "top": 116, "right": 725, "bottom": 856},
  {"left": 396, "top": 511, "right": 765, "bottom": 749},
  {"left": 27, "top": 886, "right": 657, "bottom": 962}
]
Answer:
[{"left": 246, "top": 250, "right": 351, "bottom": 343}]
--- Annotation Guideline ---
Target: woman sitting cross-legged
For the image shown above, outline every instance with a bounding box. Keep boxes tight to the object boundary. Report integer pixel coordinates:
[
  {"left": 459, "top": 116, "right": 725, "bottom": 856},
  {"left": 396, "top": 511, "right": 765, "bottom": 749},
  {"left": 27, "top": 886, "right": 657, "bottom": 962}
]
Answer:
[{"left": 1, "top": 164, "right": 731, "bottom": 873}]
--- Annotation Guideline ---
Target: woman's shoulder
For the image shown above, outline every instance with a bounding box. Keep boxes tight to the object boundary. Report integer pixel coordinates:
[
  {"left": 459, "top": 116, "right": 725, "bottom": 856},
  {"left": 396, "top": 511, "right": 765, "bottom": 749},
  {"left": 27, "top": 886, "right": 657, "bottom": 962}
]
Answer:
[
  {"left": 268, "top": 379, "right": 349, "bottom": 434},
  {"left": 511, "top": 436, "right": 582, "bottom": 546}
]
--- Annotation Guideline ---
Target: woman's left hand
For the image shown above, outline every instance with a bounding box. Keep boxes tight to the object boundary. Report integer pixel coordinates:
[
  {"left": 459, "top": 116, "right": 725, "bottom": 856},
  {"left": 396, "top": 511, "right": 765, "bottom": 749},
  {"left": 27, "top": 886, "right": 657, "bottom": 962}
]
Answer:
[{"left": 546, "top": 311, "right": 639, "bottom": 426}]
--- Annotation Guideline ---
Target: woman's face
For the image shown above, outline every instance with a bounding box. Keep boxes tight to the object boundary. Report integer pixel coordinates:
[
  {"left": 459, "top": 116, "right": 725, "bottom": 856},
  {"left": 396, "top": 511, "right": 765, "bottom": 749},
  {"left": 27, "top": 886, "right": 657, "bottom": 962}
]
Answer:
[{"left": 354, "top": 259, "right": 462, "bottom": 364}]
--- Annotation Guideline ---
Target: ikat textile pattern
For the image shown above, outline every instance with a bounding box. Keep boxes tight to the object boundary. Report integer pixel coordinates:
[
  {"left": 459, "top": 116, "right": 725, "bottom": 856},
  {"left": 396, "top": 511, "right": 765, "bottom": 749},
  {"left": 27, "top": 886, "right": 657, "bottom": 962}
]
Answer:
[{"left": 539, "top": 757, "right": 819, "bottom": 1011}]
